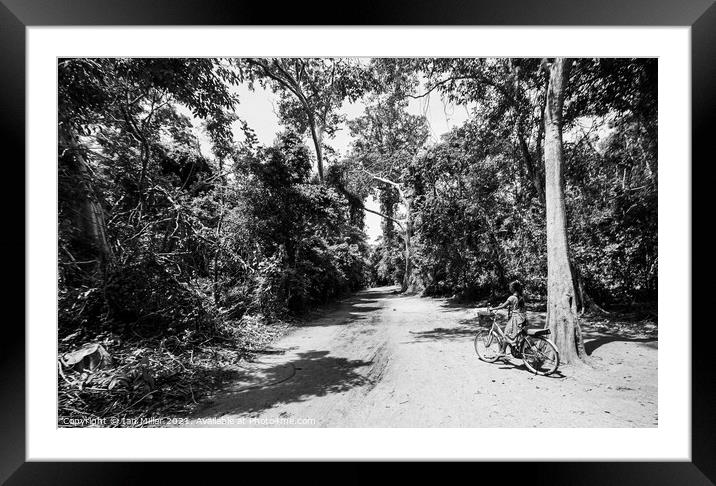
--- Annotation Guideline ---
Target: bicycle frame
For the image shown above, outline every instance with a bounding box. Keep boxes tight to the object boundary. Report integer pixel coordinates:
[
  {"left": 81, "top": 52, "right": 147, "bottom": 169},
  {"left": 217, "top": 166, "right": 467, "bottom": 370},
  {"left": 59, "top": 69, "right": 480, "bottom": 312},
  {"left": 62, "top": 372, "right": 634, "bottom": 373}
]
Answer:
[{"left": 486, "top": 311, "right": 521, "bottom": 348}]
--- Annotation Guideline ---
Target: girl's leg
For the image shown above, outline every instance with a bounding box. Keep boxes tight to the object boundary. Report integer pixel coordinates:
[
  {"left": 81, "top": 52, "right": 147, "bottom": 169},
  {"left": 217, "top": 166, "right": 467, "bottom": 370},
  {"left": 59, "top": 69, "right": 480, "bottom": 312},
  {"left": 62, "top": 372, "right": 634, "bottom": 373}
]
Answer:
[
  {"left": 500, "top": 327, "right": 514, "bottom": 355},
  {"left": 501, "top": 321, "right": 515, "bottom": 354}
]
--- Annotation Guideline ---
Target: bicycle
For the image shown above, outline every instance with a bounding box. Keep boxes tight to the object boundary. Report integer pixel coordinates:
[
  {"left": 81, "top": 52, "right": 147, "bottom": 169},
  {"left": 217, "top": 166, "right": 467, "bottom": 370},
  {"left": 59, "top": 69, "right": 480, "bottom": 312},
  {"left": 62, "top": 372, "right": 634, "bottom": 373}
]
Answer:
[{"left": 474, "top": 309, "right": 560, "bottom": 376}]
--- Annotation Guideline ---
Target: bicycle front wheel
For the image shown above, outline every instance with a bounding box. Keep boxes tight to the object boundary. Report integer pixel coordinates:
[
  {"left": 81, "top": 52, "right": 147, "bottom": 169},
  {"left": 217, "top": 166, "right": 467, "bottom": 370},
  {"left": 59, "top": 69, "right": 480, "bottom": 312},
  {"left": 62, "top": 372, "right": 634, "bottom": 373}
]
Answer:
[
  {"left": 521, "top": 336, "right": 560, "bottom": 375},
  {"left": 474, "top": 329, "right": 501, "bottom": 363}
]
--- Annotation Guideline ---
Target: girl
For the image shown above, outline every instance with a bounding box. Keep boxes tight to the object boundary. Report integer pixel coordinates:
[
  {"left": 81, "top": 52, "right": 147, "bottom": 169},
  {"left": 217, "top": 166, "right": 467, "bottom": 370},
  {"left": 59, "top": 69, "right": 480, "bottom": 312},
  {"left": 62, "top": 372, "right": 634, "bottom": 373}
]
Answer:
[{"left": 489, "top": 280, "right": 528, "bottom": 356}]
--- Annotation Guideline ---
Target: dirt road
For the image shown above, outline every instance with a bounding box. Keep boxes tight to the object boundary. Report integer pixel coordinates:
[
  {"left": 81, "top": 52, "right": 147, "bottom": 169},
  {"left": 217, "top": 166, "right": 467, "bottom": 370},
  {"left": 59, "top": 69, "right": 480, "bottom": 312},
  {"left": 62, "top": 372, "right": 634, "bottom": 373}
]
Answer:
[{"left": 187, "top": 286, "right": 657, "bottom": 427}]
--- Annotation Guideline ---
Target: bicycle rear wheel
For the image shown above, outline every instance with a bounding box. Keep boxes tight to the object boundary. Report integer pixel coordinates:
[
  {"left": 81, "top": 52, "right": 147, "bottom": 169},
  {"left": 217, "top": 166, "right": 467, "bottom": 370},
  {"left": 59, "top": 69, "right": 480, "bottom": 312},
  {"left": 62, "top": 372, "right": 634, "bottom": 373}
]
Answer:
[
  {"left": 521, "top": 336, "right": 560, "bottom": 375},
  {"left": 474, "top": 329, "right": 501, "bottom": 363}
]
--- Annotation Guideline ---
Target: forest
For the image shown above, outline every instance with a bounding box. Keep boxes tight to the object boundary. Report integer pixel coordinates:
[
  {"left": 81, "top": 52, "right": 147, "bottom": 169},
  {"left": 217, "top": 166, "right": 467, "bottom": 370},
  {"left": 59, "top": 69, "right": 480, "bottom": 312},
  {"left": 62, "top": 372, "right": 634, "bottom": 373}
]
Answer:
[{"left": 58, "top": 57, "right": 657, "bottom": 423}]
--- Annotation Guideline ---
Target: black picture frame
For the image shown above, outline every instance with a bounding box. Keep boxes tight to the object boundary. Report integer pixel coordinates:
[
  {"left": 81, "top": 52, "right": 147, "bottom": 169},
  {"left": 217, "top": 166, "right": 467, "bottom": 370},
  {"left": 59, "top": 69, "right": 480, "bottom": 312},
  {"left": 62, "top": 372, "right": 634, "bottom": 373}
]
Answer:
[{"left": 2, "top": 0, "right": 711, "bottom": 483}]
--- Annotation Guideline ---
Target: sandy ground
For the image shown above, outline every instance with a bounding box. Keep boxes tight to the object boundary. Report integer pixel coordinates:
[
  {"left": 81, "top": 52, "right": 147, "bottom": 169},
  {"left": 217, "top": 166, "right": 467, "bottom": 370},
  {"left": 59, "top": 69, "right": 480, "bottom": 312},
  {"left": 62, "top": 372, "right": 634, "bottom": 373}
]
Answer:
[{"left": 185, "top": 286, "right": 657, "bottom": 428}]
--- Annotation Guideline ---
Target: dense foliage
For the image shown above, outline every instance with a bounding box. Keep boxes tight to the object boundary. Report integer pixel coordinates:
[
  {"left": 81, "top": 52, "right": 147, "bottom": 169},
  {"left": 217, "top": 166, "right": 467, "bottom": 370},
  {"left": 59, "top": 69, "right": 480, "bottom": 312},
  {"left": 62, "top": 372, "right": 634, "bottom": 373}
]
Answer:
[
  {"left": 58, "top": 58, "right": 370, "bottom": 339},
  {"left": 355, "top": 58, "right": 657, "bottom": 307},
  {"left": 57, "top": 57, "right": 656, "bottom": 420}
]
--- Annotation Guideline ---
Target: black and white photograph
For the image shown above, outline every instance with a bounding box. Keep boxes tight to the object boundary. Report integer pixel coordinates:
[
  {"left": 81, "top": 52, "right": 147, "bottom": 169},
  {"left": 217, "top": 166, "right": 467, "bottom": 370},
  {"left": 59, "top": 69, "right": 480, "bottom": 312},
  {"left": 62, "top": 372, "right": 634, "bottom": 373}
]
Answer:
[{"left": 56, "top": 56, "right": 659, "bottom": 429}]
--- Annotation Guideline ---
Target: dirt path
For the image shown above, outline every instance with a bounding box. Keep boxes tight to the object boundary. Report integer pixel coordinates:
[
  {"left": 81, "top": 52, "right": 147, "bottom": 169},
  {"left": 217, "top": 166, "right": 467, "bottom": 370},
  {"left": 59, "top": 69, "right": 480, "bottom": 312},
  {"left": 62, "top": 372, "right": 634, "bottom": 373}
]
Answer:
[{"left": 185, "top": 286, "right": 657, "bottom": 427}]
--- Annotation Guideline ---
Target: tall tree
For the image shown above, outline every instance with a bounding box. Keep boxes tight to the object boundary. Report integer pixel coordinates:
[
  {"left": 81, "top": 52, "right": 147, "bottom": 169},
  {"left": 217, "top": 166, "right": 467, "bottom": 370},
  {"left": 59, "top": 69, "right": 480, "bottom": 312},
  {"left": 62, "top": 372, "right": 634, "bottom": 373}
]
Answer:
[
  {"left": 58, "top": 59, "right": 117, "bottom": 273},
  {"left": 204, "top": 107, "right": 239, "bottom": 305},
  {"left": 543, "top": 58, "right": 587, "bottom": 363},
  {"left": 346, "top": 94, "right": 429, "bottom": 291},
  {"left": 240, "top": 58, "right": 366, "bottom": 181},
  {"left": 58, "top": 123, "right": 114, "bottom": 271}
]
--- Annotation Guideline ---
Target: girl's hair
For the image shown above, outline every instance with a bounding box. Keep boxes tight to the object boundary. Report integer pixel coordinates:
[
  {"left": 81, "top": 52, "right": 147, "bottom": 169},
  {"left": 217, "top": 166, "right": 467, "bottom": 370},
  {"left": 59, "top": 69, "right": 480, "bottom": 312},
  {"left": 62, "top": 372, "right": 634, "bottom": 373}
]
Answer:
[
  {"left": 509, "top": 280, "right": 523, "bottom": 296},
  {"left": 509, "top": 280, "right": 525, "bottom": 308}
]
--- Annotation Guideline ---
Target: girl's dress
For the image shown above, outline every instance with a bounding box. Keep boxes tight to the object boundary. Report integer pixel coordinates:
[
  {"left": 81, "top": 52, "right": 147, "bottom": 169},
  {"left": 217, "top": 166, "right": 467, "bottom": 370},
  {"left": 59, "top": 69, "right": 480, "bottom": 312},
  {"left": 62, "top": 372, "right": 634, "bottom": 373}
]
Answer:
[{"left": 503, "top": 294, "right": 527, "bottom": 339}]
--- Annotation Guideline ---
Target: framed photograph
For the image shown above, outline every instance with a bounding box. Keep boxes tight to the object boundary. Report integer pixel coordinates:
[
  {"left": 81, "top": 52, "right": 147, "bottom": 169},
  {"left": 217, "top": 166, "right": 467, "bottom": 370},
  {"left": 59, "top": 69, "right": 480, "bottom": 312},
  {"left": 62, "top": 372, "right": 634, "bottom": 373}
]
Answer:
[{"left": 5, "top": 0, "right": 710, "bottom": 482}]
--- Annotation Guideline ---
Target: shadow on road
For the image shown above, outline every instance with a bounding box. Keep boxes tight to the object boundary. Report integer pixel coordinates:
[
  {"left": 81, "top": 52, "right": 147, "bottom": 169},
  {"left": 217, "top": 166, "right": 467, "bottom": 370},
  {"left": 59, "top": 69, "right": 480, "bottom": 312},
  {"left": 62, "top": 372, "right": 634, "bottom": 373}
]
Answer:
[
  {"left": 408, "top": 325, "right": 477, "bottom": 341},
  {"left": 360, "top": 286, "right": 402, "bottom": 300},
  {"left": 406, "top": 316, "right": 541, "bottom": 343},
  {"left": 580, "top": 315, "right": 658, "bottom": 355},
  {"left": 297, "top": 288, "right": 395, "bottom": 328},
  {"left": 437, "top": 300, "right": 485, "bottom": 313},
  {"left": 583, "top": 334, "right": 658, "bottom": 355},
  {"left": 495, "top": 359, "right": 568, "bottom": 379},
  {"left": 345, "top": 305, "right": 383, "bottom": 323},
  {"left": 192, "top": 350, "right": 374, "bottom": 418}
]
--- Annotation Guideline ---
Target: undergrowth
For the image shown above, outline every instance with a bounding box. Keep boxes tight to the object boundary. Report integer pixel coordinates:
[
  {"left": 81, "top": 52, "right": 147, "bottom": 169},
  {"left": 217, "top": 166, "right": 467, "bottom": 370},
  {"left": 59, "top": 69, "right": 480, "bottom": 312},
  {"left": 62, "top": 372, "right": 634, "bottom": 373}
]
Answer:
[{"left": 57, "top": 316, "right": 289, "bottom": 427}]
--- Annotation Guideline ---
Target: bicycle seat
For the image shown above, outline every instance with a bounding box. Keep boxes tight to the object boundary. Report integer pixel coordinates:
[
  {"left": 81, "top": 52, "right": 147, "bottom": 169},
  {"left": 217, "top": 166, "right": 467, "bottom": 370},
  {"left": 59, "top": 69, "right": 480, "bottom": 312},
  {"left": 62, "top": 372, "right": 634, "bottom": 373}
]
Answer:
[{"left": 526, "top": 328, "right": 551, "bottom": 337}]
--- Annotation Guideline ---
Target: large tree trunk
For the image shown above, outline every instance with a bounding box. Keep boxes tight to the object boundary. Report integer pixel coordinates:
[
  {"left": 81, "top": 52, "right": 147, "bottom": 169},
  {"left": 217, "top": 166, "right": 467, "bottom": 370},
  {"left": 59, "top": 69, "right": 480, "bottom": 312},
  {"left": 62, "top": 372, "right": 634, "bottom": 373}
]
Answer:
[
  {"left": 308, "top": 118, "right": 324, "bottom": 182},
  {"left": 543, "top": 58, "right": 586, "bottom": 364},
  {"left": 516, "top": 124, "right": 546, "bottom": 205},
  {"left": 59, "top": 124, "right": 112, "bottom": 272}
]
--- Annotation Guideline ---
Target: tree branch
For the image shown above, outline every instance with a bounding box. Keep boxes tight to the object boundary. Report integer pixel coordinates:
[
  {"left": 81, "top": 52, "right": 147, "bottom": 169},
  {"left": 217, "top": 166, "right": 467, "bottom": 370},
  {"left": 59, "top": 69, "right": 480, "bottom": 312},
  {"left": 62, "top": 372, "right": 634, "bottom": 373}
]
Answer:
[
  {"left": 360, "top": 205, "right": 405, "bottom": 231},
  {"left": 407, "top": 76, "right": 475, "bottom": 99},
  {"left": 361, "top": 168, "right": 406, "bottom": 201}
]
